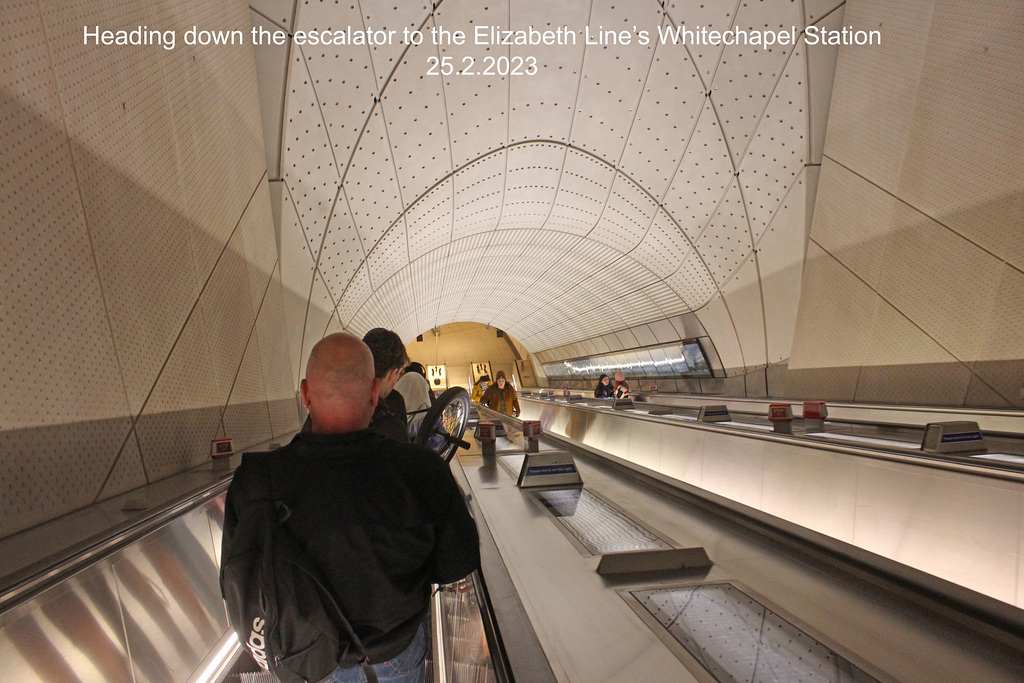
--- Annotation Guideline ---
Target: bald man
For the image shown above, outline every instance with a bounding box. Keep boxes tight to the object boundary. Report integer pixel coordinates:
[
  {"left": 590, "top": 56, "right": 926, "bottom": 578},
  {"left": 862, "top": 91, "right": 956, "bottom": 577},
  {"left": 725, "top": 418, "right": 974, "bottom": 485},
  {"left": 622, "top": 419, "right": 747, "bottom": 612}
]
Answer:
[
  {"left": 222, "top": 333, "right": 479, "bottom": 683},
  {"left": 299, "top": 327, "right": 412, "bottom": 442}
]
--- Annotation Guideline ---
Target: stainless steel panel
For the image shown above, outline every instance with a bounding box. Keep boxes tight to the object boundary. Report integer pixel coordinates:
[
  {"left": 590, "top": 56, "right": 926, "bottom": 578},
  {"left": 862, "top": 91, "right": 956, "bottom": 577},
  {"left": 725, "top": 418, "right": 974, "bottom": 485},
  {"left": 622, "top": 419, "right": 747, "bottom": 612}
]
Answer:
[
  {"left": 760, "top": 443, "right": 858, "bottom": 542},
  {"left": 113, "top": 506, "right": 227, "bottom": 682},
  {"left": 0, "top": 562, "right": 134, "bottom": 682},
  {"left": 852, "top": 461, "right": 1021, "bottom": 605},
  {"left": 436, "top": 577, "right": 497, "bottom": 683},
  {"left": 637, "top": 394, "right": 1024, "bottom": 435},
  {"left": 518, "top": 397, "right": 1024, "bottom": 607},
  {"left": 699, "top": 433, "right": 766, "bottom": 510}
]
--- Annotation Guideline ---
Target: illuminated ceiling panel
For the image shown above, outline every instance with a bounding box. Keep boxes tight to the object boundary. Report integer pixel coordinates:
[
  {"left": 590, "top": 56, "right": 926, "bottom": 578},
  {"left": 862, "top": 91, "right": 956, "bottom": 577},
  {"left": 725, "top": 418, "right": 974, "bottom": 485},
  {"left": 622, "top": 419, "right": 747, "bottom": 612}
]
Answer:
[{"left": 260, "top": 0, "right": 834, "bottom": 358}]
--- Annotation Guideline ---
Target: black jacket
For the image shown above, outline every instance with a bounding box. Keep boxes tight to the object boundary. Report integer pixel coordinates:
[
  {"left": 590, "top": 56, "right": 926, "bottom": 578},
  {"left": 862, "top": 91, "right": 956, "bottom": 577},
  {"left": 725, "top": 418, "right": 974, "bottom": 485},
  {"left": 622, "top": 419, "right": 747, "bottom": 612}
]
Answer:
[
  {"left": 222, "top": 430, "right": 480, "bottom": 661},
  {"left": 371, "top": 390, "right": 409, "bottom": 443}
]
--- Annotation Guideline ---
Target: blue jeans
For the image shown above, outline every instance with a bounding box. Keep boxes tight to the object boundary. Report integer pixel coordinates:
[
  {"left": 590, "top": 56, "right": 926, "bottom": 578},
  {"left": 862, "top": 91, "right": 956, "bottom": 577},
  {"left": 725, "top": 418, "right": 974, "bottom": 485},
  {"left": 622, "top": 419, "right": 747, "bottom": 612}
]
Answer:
[{"left": 324, "top": 621, "right": 428, "bottom": 683}]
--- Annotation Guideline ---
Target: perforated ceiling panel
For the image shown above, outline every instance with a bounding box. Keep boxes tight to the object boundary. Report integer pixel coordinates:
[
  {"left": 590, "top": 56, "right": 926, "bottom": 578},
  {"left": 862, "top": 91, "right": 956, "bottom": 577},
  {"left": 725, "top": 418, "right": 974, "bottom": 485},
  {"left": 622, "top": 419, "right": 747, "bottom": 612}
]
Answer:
[{"left": 265, "top": 0, "right": 830, "bottom": 367}]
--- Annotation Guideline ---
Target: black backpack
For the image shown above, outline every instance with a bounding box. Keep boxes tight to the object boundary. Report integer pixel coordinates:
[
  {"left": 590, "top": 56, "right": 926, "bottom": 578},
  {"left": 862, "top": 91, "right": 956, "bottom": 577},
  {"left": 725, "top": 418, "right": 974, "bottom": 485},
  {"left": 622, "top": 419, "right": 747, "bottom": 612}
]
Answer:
[{"left": 221, "top": 463, "right": 378, "bottom": 683}]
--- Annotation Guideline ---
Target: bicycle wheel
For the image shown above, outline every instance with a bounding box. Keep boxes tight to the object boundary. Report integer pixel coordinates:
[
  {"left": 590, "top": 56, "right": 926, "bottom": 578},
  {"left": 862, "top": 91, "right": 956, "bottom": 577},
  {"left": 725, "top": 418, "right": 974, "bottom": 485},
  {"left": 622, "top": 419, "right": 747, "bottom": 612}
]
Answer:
[{"left": 414, "top": 386, "right": 471, "bottom": 462}]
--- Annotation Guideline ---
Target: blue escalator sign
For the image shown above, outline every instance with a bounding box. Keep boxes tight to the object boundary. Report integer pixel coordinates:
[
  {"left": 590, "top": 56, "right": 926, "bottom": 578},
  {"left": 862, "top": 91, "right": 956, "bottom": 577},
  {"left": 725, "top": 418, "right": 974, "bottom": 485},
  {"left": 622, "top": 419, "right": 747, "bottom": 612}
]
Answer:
[{"left": 526, "top": 464, "right": 578, "bottom": 476}]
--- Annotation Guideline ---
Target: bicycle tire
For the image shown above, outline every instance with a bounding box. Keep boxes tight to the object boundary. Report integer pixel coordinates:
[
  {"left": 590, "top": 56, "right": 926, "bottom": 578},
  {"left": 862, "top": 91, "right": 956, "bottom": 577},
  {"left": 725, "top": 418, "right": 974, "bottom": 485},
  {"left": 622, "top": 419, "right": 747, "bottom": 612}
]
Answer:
[{"left": 414, "top": 386, "right": 471, "bottom": 463}]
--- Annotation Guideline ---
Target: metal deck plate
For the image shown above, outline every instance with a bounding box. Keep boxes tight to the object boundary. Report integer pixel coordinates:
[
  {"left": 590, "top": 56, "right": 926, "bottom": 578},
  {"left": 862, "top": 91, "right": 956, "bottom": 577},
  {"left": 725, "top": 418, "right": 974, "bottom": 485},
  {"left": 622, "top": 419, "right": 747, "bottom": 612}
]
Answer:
[
  {"left": 627, "top": 583, "right": 878, "bottom": 683},
  {"left": 532, "top": 488, "right": 672, "bottom": 556}
]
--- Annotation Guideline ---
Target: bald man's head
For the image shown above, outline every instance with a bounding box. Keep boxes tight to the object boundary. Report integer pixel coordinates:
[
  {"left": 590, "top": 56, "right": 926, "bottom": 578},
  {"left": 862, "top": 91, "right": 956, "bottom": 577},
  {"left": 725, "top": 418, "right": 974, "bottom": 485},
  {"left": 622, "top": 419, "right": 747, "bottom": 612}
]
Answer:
[{"left": 300, "top": 333, "right": 380, "bottom": 433}]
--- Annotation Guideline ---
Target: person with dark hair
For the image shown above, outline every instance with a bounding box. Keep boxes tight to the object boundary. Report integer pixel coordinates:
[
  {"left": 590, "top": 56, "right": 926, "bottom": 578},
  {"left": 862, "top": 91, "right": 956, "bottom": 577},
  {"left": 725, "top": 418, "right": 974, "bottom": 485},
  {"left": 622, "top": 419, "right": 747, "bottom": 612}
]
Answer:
[
  {"left": 471, "top": 375, "right": 490, "bottom": 403},
  {"left": 593, "top": 373, "right": 613, "bottom": 399},
  {"left": 361, "top": 328, "right": 411, "bottom": 443},
  {"left": 222, "top": 333, "right": 479, "bottom": 683},
  {"left": 394, "top": 362, "right": 433, "bottom": 438},
  {"left": 481, "top": 371, "right": 519, "bottom": 416}
]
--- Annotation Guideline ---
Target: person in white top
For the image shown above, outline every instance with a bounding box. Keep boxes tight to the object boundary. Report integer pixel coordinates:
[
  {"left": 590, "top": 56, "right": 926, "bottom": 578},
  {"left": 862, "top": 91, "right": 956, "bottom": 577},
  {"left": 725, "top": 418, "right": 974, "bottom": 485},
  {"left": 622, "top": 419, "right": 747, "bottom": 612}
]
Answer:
[{"left": 394, "top": 362, "right": 433, "bottom": 438}]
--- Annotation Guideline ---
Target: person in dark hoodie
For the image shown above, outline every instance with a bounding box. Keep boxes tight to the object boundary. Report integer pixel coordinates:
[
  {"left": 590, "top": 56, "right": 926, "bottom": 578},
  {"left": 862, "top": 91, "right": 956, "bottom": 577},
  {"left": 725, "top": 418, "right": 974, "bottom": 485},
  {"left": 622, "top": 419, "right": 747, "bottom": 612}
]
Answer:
[
  {"left": 480, "top": 370, "right": 520, "bottom": 416},
  {"left": 593, "top": 373, "right": 614, "bottom": 399},
  {"left": 222, "top": 333, "right": 479, "bottom": 682}
]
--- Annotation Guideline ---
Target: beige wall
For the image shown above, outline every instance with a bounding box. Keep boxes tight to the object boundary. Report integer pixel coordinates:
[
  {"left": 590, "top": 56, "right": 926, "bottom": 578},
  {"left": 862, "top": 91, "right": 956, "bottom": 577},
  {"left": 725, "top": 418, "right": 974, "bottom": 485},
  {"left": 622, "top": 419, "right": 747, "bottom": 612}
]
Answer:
[
  {"left": 406, "top": 322, "right": 530, "bottom": 392},
  {"left": 786, "top": 0, "right": 1023, "bottom": 408},
  {"left": 0, "top": 0, "right": 299, "bottom": 539}
]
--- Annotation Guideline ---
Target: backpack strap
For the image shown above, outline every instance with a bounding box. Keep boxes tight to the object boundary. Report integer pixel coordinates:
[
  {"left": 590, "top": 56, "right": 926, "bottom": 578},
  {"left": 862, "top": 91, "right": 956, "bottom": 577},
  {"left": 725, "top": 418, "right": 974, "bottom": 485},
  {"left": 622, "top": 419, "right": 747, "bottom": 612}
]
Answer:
[{"left": 260, "top": 463, "right": 380, "bottom": 683}]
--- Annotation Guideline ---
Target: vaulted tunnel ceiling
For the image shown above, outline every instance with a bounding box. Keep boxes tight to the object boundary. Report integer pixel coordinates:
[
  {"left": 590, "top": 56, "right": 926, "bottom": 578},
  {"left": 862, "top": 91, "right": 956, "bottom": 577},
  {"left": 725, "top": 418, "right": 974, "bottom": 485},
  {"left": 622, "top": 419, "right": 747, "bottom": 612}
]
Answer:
[{"left": 253, "top": 0, "right": 840, "bottom": 364}]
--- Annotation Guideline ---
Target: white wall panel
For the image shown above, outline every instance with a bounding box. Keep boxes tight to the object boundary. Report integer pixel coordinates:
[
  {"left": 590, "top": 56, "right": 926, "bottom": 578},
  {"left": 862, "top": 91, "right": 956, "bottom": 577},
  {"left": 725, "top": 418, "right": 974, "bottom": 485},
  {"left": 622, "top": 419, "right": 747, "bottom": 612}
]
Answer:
[
  {"left": 803, "top": 0, "right": 845, "bottom": 24},
  {"left": 507, "top": 0, "right": 589, "bottom": 144},
  {"left": 631, "top": 212, "right": 691, "bottom": 278},
  {"left": 433, "top": 1, "right": 509, "bottom": 165},
  {"left": 0, "top": 418, "right": 136, "bottom": 538},
  {"left": 756, "top": 173, "right": 808, "bottom": 364},
  {"left": 738, "top": 40, "right": 808, "bottom": 242},
  {"left": 822, "top": 0, "right": 934, "bottom": 192},
  {"left": 649, "top": 319, "right": 681, "bottom": 345},
  {"left": 787, "top": 243, "right": 873, "bottom": 382},
  {"left": 317, "top": 189, "right": 366, "bottom": 299},
  {"left": 381, "top": 40, "right": 452, "bottom": 201},
  {"left": 498, "top": 143, "right": 565, "bottom": 229},
  {"left": 590, "top": 178, "right": 658, "bottom": 253},
  {"left": 805, "top": 8, "right": 844, "bottom": 165},
  {"left": 666, "top": 250, "right": 717, "bottom": 310},
  {"left": 406, "top": 181, "right": 455, "bottom": 260},
  {"left": 1, "top": 0, "right": 293, "bottom": 540},
  {"left": 569, "top": 2, "right": 658, "bottom": 164},
  {"left": 713, "top": 0, "right": 802, "bottom": 167},
  {"left": 973, "top": 265, "right": 1024, "bottom": 406},
  {"left": 278, "top": 191, "right": 317, "bottom": 382},
  {"left": 251, "top": 11, "right": 289, "bottom": 177},
  {"left": 661, "top": 101, "right": 731, "bottom": 240},
  {"left": 809, "top": 159, "right": 895, "bottom": 290},
  {"left": 663, "top": 1, "right": 734, "bottom": 87},
  {"left": 280, "top": 45, "right": 339, "bottom": 255},
  {"left": 223, "top": 334, "right": 273, "bottom": 452},
  {"left": 896, "top": 1, "right": 1023, "bottom": 271},
  {"left": 41, "top": 0, "right": 200, "bottom": 415},
  {"left": 876, "top": 203, "right": 1003, "bottom": 362},
  {"left": 0, "top": 4, "right": 129, "bottom": 430},
  {"left": 344, "top": 109, "right": 405, "bottom": 249},
  {"left": 789, "top": 0, "right": 1022, "bottom": 407},
  {"left": 856, "top": 296, "right": 971, "bottom": 406},
  {"left": 357, "top": 0, "right": 431, "bottom": 89},
  {"left": 161, "top": 0, "right": 266, "bottom": 282},
  {"left": 643, "top": 281, "right": 690, "bottom": 319},
  {"left": 135, "top": 307, "right": 222, "bottom": 483},
  {"left": 298, "top": 0, "right": 377, "bottom": 167},
  {"left": 255, "top": 265, "right": 301, "bottom": 437},
  {"left": 96, "top": 435, "right": 147, "bottom": 503},
  {"left": 250, "top": 0, "right": 294, "bottom": 30},
  {"left": 452, "top": 153, "right": 506, "bottom": 240},
  {"left": 547, "top": 149, "right": 615, "bottom": 235},
  {"left": 618, "top": 25, "right": 704, "bottom": 199},
  {"left": 695, "top": 180, "right": 752, "bottom": 286},
  {"left": 719, "top": 256, "right": 766, "bottom": 369},
  {"left": 693, "top": 294, "right": 744, "bottom": 371},
  {"left": 239, "top": 182, "right": 279, "bottom": 313}
]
